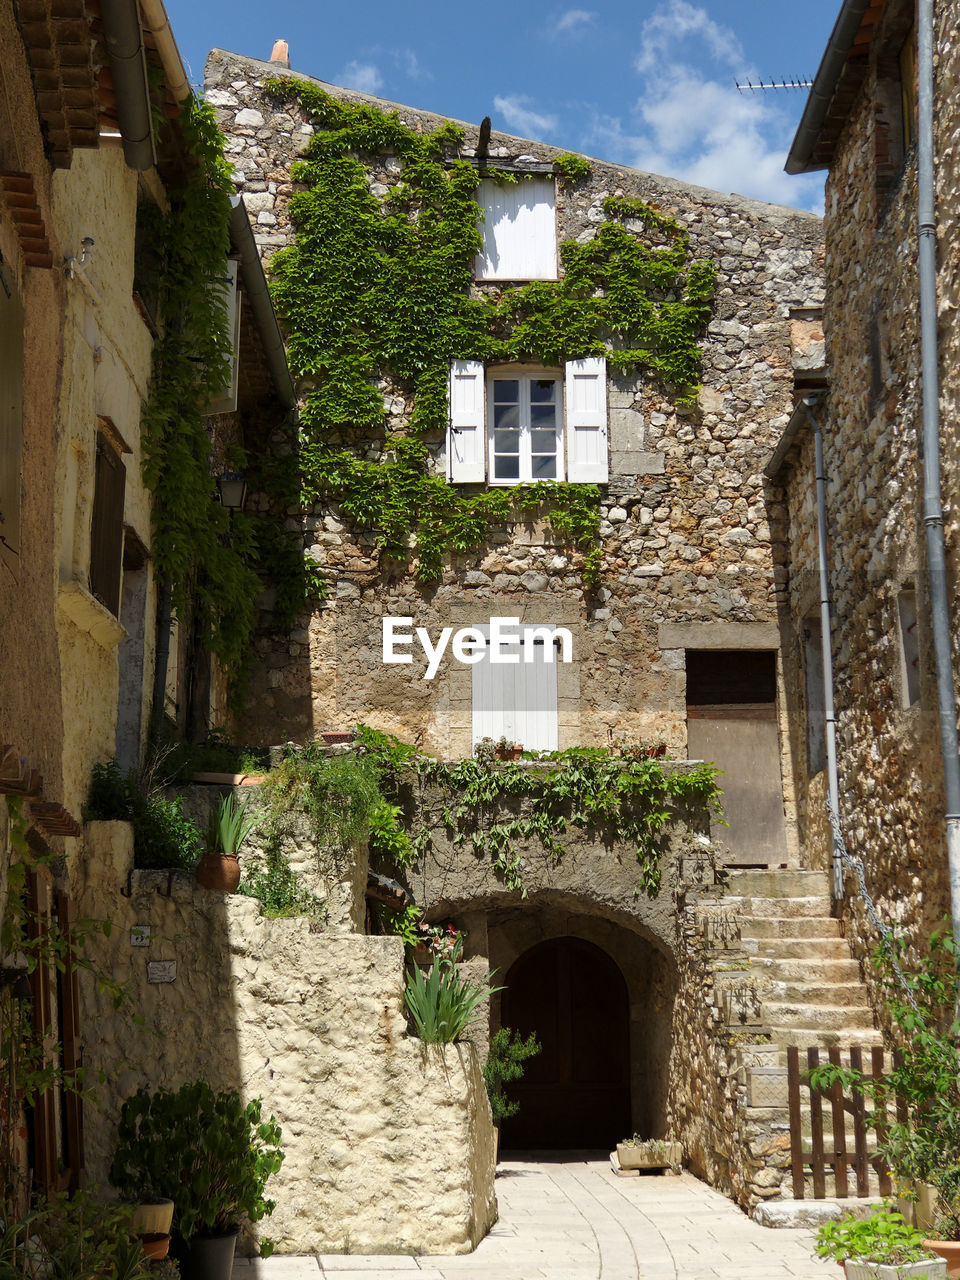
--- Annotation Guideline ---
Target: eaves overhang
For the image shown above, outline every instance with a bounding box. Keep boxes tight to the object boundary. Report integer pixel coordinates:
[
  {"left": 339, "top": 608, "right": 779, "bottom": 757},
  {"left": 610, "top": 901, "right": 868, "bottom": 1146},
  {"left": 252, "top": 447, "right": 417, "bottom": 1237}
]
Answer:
[
  {"left": 786, "top": 0, "right": 885, "bottom": 175},
  {"left": 229, "top": 196, "right": 295, "bottom": 411}
]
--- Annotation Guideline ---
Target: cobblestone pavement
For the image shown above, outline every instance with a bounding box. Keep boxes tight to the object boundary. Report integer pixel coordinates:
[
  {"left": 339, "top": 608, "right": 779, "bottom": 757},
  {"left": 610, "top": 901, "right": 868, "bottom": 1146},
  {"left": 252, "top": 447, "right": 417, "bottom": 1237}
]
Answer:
[{"left": 233, "top": 1157, "right": 838, "bottom": 1280}]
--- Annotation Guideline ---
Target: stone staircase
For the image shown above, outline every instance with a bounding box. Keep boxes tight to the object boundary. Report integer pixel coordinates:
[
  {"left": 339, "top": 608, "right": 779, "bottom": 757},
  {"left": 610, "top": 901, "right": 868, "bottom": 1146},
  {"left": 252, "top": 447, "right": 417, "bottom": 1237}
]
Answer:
[
  {"left": 723, "top": 868, "right": 882, "bottom": 1053},
  {"left": 694, "top": 867, "right": 890, "bottom": 1202}
]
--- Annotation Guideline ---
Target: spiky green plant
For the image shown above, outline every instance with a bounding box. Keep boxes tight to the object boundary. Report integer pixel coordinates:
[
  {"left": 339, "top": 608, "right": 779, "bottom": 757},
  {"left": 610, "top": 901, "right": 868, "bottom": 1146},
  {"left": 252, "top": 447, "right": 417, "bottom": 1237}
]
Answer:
[
  {"left": 206, "top": 792, "right": 257, "bottom": 855},
  {"left": 404, "top": 940, "right": 502, "bottom": 1044}
]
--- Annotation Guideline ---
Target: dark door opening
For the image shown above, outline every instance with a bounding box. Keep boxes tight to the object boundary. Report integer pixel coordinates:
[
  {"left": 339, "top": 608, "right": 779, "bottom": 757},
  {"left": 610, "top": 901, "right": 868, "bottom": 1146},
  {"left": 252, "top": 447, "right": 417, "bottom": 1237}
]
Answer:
[{"left": 500, "top": 936, "right": 630, "bottom": 1149}]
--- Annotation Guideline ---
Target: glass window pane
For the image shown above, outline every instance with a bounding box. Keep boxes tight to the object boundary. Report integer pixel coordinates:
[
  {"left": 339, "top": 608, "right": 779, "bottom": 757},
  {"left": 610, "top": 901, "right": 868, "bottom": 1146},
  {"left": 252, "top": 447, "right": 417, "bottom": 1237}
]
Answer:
[
  {"left": 530, "top": 404, "right": 556, "bottom": 428},
  {"left": 532, "top": 455, "right": 556, "bottom": 479},
  {"left": 494, "top": 454, "right": 520, "bottom": 480},
  {"left": 531, "top": 429, "right": 557, "bottom": 454},
  {"left": 494, "top": 403, "right": 520, "bottom": 429},
  {"left": 494, "top": 429, "right": 520, "bottom": 454},
  {"left": 530, "top": 379, "right": 557, "bottom": 403},
  {"left": 493, "top": 380, "right": 519, "bottom": 403}
]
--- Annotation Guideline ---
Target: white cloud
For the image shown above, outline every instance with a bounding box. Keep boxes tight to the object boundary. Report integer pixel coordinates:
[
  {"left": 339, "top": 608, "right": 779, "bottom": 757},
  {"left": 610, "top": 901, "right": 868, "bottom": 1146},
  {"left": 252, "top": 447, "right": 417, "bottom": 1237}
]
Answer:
[
  {"left": 338, "top": 61, "right": 383, "bottom": 95},
  {"left": 634, "top": 0, "right": 745, "bottom": 75},
  {"left": 580, "top": 0, "right": 823, "bottom": 212},
  {"left": 555, "top": 9, "right": 596, "bottom": 34},
  {"left": 494, "top": 94, "right": 559, "bottom": 139},
  {"left": 396, "top": 48, "right": 430, "bottom": 81}
]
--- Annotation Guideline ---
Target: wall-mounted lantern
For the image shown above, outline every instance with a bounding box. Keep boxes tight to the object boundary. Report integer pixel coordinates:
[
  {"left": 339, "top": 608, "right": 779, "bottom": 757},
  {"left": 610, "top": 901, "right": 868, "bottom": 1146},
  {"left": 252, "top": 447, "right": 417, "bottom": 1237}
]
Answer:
[{"left": 217, "top": 471, "right": 247, "bottom": 512}]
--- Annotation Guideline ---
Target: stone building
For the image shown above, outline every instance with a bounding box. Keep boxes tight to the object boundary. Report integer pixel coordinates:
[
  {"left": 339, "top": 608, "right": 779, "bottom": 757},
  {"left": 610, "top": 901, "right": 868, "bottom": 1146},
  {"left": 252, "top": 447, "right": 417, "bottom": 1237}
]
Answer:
[
  {"left": 773, "top": 0, "right": 960, "bottom": 1009},
  {"left": 0, "top": 0, "right": 289, "bottom": 1198},
  {"left": 208, "top": 47, "right": 826, "bottom": 871},
  {"left": 200, "top": 46, "right": 896, "bottom": 1208}
]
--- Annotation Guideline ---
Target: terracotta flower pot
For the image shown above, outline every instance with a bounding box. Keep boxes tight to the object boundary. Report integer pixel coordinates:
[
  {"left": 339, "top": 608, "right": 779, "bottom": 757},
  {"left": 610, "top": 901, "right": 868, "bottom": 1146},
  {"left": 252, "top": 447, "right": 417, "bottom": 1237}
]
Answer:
[
  {"left": 195, "top": 851, "right": 241, "bottom": 892},
  {"left": 494, "top": 746, "right": 523, "bottom": 762},
  {"left": 140, "top": 1233, "right": 170, "bottom": 1261},
  {"left": 321, "top": 730, "right": 355, "bottom": 745},
  {"left": 923, "top": 1241, "right": 960, "bottom": 1278}
]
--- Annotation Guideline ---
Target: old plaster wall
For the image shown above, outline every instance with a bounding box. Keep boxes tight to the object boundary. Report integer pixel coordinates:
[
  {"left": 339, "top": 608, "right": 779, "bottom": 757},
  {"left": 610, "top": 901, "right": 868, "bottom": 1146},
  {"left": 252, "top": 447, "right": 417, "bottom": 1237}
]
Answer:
[
  {"left": 206, "top": 50, "right": 822, "bottom": 823},
  {"left": 76, "top": 821, "right": 497, "bottom": 1257},
  {"left": 0, "top": 0, "right": 66, "bottom": 810},
  {"left": 779, "top": 0, "right": 960, "bottom": 1002},
  {"left": 51, "top": 148, "right": 158, "bottom": 823}
]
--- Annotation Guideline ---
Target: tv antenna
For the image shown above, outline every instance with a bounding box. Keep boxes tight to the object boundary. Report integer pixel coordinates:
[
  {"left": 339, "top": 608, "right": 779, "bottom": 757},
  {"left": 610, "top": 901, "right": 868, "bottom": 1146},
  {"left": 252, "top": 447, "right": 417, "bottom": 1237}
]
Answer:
[{"left": 736, "top": 77, "right": 813, "bottom": 93}]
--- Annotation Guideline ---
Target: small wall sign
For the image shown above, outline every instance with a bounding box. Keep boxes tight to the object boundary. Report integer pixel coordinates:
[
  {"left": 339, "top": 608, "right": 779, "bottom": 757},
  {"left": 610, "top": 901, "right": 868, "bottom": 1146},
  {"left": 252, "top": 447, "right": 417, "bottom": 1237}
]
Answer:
[
  {"left": 130, "top": 925, "right": 152, "bottom": 948},
  {"left": 146, "top": 960, "right": 177, "bottom": 984}
]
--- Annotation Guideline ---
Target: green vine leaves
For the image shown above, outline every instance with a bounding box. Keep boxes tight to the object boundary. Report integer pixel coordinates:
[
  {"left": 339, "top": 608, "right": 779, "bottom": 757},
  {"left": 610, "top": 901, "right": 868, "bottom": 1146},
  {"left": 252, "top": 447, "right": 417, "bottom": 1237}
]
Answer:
[{"left": 264, "top": 78, "right": 716, "bottom": 589}]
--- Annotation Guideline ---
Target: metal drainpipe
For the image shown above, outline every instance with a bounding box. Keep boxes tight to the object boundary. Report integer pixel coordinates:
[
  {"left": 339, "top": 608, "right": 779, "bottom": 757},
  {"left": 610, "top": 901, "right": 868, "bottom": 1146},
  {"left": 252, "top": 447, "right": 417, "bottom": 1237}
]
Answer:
[
  {"left": 150, "top": 581, "right": 172, "bottom": 747},
  {"left": 917, "top": 0, "right": 960, "bottom": 953},
  {"left": 804, "top": 398, "right": 845, "bottom": 901},
  {"left": 99, "top": 0, "right": 156, "bottom": 171}
]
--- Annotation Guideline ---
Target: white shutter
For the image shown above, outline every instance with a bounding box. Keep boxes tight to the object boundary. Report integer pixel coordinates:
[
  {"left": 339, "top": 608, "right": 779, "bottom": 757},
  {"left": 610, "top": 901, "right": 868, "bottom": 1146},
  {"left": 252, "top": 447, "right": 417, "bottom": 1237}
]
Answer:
[
  {"left": 565, "top": 356, "right": 608, "bottom": 483},
  {"left": 471, "top": 625, "right": 559, "bottom": 752},
  {"left": 448, "top": 360, "right": 486, "bottom": 483},
  {"left": 207, "top": 259, "right": 241, "bottom": 415},
  {"left": 475, "top": 179, "right": 557, "bottom": 280}
]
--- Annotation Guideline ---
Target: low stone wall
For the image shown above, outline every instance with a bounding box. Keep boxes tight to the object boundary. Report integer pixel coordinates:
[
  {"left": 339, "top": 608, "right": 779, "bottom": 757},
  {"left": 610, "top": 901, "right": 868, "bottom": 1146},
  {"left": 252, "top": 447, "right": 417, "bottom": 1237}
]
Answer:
[{"left": 75, "top": 822, "right": 497, "bottom": 1256}]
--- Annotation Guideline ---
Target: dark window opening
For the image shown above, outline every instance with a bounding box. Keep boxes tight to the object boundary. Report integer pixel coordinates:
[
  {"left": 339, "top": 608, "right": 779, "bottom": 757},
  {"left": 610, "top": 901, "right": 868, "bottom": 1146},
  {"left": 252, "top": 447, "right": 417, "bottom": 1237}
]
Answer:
[
  {"left": 89, "top": 434, "right": 126, "bottom": 616},
  {"left": 685, "top": 650, "right": 777, "bottom": 709}
]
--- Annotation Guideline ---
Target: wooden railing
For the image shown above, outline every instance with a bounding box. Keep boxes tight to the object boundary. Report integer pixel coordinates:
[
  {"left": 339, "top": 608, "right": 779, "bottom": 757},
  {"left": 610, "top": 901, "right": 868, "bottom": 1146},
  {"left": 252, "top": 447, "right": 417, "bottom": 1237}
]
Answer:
[{"left": 786, "top": 1045, "right": 903, "bottom": 1199}]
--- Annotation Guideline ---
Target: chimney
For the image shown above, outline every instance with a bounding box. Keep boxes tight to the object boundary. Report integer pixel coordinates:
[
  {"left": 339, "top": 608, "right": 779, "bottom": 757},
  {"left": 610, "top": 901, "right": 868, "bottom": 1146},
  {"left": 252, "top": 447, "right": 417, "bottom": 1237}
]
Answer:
[{"left": 269, "top": 39, "right": 290, "bottom": 68}]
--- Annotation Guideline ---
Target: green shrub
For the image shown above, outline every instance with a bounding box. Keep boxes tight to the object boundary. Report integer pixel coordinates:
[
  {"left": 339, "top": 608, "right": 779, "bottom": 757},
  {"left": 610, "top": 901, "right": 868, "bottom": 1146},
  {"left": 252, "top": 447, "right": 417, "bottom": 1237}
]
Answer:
[
  {"left": 239, "top": 847, "right": 326, "bottom": 922},
  {"left": 814, "top": 1206, "right": 936, "bottom": 1266},
  {"left": 404, "top": 940, "right": 502, "bottom": 1043},
  {"left": 85, "top": 760, "right": 202, "bottom": 870},
  {"left": 1, "top": 1190, "right": 149, "bottom": 1280},
  {"left": 483, "top": 1026, "right": 541, "bottom": 1122},
  {"left": 110, "top": 1082, "right": 283, "bottom": 1241}
]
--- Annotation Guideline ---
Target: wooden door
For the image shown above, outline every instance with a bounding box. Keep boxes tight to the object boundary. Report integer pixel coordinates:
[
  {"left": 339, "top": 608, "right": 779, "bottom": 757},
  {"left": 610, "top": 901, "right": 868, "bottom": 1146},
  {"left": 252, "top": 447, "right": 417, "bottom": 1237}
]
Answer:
[{"left": 500, "top": 937, "right": 630, "bottom": 1149}]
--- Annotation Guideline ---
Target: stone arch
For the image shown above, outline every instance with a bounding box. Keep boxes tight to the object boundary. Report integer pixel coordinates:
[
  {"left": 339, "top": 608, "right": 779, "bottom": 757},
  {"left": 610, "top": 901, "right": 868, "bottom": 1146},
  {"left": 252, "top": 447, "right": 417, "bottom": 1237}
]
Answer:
[{"left": 429, "top": 889, "right": 679, "bottom": 1146}]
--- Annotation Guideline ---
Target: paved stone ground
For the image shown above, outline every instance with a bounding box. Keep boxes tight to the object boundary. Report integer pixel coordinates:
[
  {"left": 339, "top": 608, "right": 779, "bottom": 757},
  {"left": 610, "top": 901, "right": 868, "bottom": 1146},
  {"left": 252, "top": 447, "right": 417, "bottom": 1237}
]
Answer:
[{"left": 233, "top": 1157, "right": 838, "bottom": 1280}]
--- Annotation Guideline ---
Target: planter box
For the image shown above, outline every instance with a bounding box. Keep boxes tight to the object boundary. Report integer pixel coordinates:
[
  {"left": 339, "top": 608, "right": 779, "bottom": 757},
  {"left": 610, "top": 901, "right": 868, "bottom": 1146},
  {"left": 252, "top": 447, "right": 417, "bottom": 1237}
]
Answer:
[
  {"left": 898, "top": 1185, "right": 940, "bottom": 1234},
  {"left": 616, "top": 1141, "right": 683, "bottom": 1170},
  {"left": 844, "top": 1260, "right": 946, "bottom": 1279}
]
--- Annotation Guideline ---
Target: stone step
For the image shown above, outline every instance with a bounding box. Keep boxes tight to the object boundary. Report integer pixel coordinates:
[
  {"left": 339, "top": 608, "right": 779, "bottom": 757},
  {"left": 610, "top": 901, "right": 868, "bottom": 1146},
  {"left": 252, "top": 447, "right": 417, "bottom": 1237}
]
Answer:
[
  {"left": 751, "top": 957, "right": 861, "bottom": 982},
  {"left": 747, "top": 936, "right": 853, "bottom": 959},
  {"left": 725, "top": 895, "right": 833, "bottom": 918},
  {"left": 739, "top": 916, "right": 843, "bottom": 940},
  {"left": 724, "top": 869, "right": 832, "bottom": 898},
  {"left": 764, "top": 981, "right": 872, "bottom": 1008},
  {"left": 763, "top": 1003, "right": 877, "bottom": 1032},
  {"left": 768, "top": 1026, "right": 885, "bottom": 1048}
]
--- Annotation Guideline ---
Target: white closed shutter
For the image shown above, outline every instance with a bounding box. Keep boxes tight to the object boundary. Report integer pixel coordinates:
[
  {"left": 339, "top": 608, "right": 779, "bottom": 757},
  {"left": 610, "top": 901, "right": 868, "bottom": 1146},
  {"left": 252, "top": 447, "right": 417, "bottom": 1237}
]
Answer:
[
  {"left": 471, "top": 625, "right": 559, "bottom": 752},
  {"left": 206, "top": 259, "right": 241, "bottom": 415},
  {"left": 565, "top": 356, "right": 608, "bottom": 483},
  {"left": 448, "top": 360, "right": 486, "bottom": 483},
  {"left": 475, "top": 179, "right": 557, "bottom": 280}
]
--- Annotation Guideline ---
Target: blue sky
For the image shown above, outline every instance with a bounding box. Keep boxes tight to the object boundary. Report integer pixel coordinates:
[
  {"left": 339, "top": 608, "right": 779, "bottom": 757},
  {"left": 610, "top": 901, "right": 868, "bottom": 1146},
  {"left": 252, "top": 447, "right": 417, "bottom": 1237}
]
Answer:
[{"left": 163, "top": 0, "right": 840, "bottom": 213}]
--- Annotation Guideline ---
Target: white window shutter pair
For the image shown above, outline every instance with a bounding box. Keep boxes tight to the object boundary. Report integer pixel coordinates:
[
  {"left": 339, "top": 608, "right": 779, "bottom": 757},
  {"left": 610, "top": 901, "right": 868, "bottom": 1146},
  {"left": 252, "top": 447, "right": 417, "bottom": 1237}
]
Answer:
[
  {"left": 206, "top": 259, "right": 242, "bottom": 416},
  {"left": 446, "top": 356, "right": 608, "bottom": 484}
]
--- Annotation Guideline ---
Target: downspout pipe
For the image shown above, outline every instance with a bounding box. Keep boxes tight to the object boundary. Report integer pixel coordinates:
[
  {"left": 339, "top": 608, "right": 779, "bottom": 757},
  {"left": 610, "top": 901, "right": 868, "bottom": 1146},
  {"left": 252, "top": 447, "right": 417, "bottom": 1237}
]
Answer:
[
  {"left": 99, "top": 0, "right": 157, "bottom": 171},
  {"left": 916, "top": 0, "right": 960, "bottom": 954},
  {"left": 805, "top": 397, "right": 845, "bottom": 901}
]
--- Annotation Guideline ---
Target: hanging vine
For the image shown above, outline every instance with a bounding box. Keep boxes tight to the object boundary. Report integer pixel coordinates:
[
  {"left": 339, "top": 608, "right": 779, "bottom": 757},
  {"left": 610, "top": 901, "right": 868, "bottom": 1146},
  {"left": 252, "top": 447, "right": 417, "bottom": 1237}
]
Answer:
[{"left": 264, "top": 79, "right": 716, "bottom": 589}]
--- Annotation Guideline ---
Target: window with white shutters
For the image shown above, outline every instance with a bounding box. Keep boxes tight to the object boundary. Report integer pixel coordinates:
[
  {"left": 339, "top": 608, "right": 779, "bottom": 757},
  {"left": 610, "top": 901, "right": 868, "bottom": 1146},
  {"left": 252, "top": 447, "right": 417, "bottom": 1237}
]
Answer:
[
  {"left": 446, "top": 358, "right": 608, "bottom": 486},
  {"left": 471, "top": 624, "right": 560, "bottom": 751},
  {"left": 475, "top": 178, "right": 557, "bottom": 281}
]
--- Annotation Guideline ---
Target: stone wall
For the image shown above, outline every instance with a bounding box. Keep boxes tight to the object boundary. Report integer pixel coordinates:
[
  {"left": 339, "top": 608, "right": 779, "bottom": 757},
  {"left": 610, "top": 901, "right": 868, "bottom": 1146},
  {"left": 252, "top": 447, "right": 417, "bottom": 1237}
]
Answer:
[
  {"left": 777, "top": 0, "right": 960, "bottom": 1009},
  {"left": 75, "top": 822, "right": 497, "bottom": 1256},
  {"left": 205, "top": 49, "right": 824, "bottom": 788}
]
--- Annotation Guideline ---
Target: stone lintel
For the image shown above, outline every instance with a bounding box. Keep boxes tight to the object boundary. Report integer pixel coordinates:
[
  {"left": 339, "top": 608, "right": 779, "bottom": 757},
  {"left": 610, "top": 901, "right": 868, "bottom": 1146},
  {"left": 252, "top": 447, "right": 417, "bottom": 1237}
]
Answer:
[{"left": 657, "top": 621, "right": 781, "bottom": 650}]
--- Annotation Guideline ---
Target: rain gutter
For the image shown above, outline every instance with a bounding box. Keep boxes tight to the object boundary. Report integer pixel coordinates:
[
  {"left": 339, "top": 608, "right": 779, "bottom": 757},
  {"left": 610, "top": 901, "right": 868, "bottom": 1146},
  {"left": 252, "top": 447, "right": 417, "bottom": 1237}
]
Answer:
[
  {"left": 785, "top": 0, "right": 871, "bottom": 175},
  {"left": 99, "top": 0, "right": 156, "bottom": 171}
]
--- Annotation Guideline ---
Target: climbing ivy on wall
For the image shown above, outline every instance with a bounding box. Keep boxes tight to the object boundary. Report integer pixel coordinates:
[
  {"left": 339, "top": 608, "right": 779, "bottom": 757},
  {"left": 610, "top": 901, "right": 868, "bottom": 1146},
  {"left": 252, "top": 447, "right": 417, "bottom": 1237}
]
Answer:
[
  {"left": 139, "top": 95, "right": 262, "bottom": 680},
  {"left": 265, "top": 79, "right": 717, "bottom": 587}
]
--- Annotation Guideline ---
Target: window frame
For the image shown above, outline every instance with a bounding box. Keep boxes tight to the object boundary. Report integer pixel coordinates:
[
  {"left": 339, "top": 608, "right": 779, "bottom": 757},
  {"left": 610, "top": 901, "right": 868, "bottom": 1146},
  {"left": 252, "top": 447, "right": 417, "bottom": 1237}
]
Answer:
[
  {"left": 486, "top": 366, "right": 565, "bottom": 486},
  {"left": 89, "top": 425, "right": 128, "bottom": 618}
]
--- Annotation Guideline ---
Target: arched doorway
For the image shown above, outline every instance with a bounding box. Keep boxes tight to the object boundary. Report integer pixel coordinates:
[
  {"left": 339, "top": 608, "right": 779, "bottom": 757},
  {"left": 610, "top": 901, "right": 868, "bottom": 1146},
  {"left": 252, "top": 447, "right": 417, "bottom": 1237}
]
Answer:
[{"left": 500, "top": 936, "right": 630, "bottom": 1149}]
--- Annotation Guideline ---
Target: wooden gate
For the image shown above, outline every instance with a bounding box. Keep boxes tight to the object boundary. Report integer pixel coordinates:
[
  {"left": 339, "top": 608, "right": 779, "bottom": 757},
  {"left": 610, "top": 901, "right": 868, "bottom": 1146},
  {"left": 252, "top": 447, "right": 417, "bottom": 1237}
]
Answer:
[{"left": 786, "top": 1045, "right": 901, "bottom": 1199}]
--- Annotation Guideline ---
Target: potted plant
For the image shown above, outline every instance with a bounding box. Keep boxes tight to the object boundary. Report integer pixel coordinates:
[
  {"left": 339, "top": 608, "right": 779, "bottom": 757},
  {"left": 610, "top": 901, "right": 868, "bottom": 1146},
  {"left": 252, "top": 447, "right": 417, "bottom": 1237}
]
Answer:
[
  {"left": 110, "top": 1081, "right": 284, "bottom": 1280},
  {"left": 615, "top": 1135, "right": 683, "bottom": 1171},
  {"left": 196, "top": 792, "right": 256, "bottom": 892},
  {"left": 815, "top": 1206, "right": 946, "bottom": 1278},
  {"left": 493, "top": 736, "right": 523, "bottom": 762}
]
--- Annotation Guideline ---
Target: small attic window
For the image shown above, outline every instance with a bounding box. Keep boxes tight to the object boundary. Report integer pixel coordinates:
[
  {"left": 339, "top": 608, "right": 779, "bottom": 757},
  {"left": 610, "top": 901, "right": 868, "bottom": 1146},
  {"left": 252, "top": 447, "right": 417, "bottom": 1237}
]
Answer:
[{"left": 475, "top": 177, "right": 557, "bottom": 281}]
